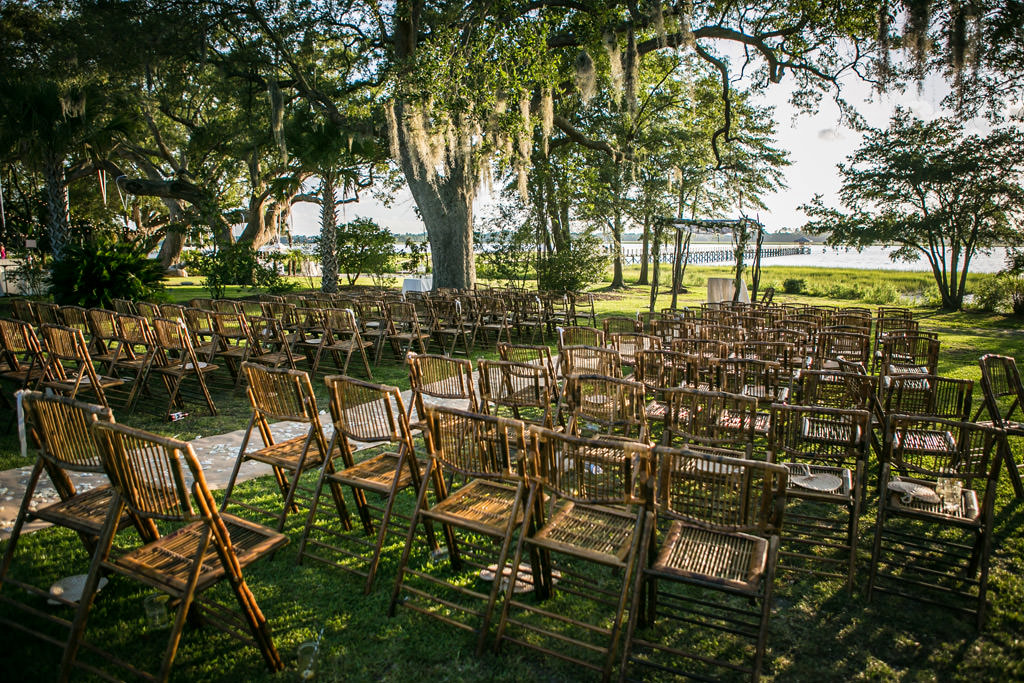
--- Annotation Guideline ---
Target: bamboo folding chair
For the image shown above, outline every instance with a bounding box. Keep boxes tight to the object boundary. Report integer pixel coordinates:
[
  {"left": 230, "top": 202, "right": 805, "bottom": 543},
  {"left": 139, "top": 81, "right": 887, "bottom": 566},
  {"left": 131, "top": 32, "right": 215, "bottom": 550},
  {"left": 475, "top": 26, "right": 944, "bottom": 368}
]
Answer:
[
  {"left": 651, "top": 318, "right": 694, "bottom": 346},
  {"left": 572, "top": 292, "right": 597, "bottom": 327},
  {"left": 814, "top": 329, "right": 871, "bottom": 370},
  {"left": 0, "top": 393, "right": 145, "bottom": 654},
  {"left": 247, "top": 316, "right": 306, "bottom": 371},
  {"left": 559, "top": 373, "right": 649, "bottom": 442},
  {"left": 86, "top": 308, "right": 123, "bottom": 368},
  {"left": 544, "top": 292, "right": 573, "bottom": 332},
  {"left": 699, "top": 323, "right": 746, "bottom": 343},
  {"left": 661, "top": 387, "right": 760, "bottom": 456},
  {"left": 38, "top": 324, "right": 124, "bottom": 409},
  {"left": 430, "top": 298, "right": 475, "bottom": 356},
  {"left": 513, "top": 294, "right": 547, "bottom": 343},
  {"left": 149, "top": 317, "right": 218, "bottom": 419},
  {"left": 478, "top": 359, "right": 556, "bottom": 428},
  {"left": 877, "top": 334, "right": 940, "bottom": 379},
  {"left": 557, "top": 325, "right": 605, "bottom": 349},
  {"left": 299, "top": 375, "right": 436, "bottom": 592},
  {"left": 634, "top": 349, "right": 699, "bottom": 423},
  {"left": 389, "top": 407, "right": 529, "bottom": 653},
  {"left": 609, "top": 332, "right": 661, "bottom": 376},
  {"left": 769, "top": 404, "right": 871, "bottom": 591},
  {"left": 12, "top": 298, "right": 37, "bottom": 324},
  {"left": 61, "top": 422, "right": 287, "bottom": 681},
  {"left": 406, "top": 352, "right": 478, "bottom": 428},
  {"left": 793, "top": 369, "right": 879, "bottom": 412},
  {"left": 135, "top": 301, "right": 160, "bottom": 323},
  {"left": 0, "top": 317, "right": 47, "bottom": 396},
  {"left": 558, "top": 344, "right": 622, "bottom": 379},
  {"left": 304, "top": 307, "right": 373, "bottom": 379},
  {"left": 493, "top": 427, "right": 653, "bottom": 681},
  {"left": 977, "top": 354, "right": 1024, "bottom": 497},
  {"left": 619, "top": 447, "right": 787, "bottom": 682},
  {"left": 879, "top": 374, "right": 973, "bottom": 425},
  {"left": 670, "top": 337, "right": 729, "bottom": 362},
  {"left": 719, "top": 358, "right": 790, "bottom": 406},
  {"left": 182, "top": 306, "right": 218, "bottom": 358},
  {"left": 353, "top": 298, "right": 394, "bottom": 364},
  {"left": 222, "top": 363, "right": 332, "bottom": 533},
  {"left": 603, "top": 315, "right": 640, "bottom": 336},
  {"left": 209, "top": 310, "right": 255, "bottom": 388},
  {"left": 108, "top": 313, "right": 159, "bottom": 415},
  {"left": 868, "top": 416, "right": 1002, "bottom": 629},
  {"left": 475, "top": 295, "right": 515, "bottom": 347},
  {"left": 60, "top": 305, "right": 92, "bottom": 344},
  {"left": 385, "top": 301, "right": 431, "bottom": 358},
  {"left": 497, "top": 341, "right": 558, "bottom": 381},
  {"left": 35, "top": 301, "right": 63, "bottom": 325}
]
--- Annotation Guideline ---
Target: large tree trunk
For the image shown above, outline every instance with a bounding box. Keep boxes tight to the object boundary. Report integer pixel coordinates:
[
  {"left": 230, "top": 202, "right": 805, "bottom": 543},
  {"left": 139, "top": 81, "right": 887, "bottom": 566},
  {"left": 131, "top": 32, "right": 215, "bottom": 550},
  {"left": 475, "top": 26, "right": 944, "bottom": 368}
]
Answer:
[
  {"left": 610, "top": 212, "right": 624, "bottom": 289},
  {"left": 319, "top": 172, "right": 338, "bottom": 293},
  {"left": 392, "top": 101, "right": 476, "bottom": 289},
  {"left": 637, "top": 216, "right": 650, "bottom": 285},
  {"left": 43, "top": 151, "right": 70, "bottom": 260},
  {"left": 157, "top": 198, "right": 187, "bottom": 268}
]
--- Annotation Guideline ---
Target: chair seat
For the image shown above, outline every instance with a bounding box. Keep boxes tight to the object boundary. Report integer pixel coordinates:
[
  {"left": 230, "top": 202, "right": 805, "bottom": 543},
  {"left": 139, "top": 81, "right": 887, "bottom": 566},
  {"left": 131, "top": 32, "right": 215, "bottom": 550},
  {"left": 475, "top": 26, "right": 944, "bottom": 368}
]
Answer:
[
  {"left": 330, "top": 452, "right": 421, "bottom": 494},
  {"left": 425, "top": 479, "right": 521, "bottom": 537},
  {"left": 888, "top": 486, "right": 981, "bottom": 523},
  {"left": 893, "top": 428, "right": 957, "bottom": 455},
  {"left": 322, "top": 339, "right": 372, "bottom": 352},
  {"left": 43, "top": 375, "right": 124, "bottom": 390},
  {"left": 531, "top": 502, "right": 637, "bottom": 566},
  {"left": 645, "top": 400, "right": 668, "bottom": 420},
  {"left": 252, "top": 351, "right": 306, "bottom": 366},
  {"left": 245, "top": 435, "right": 324, "bottom": 470},
  {"left": 111, "top": 513, "right": 288, "bottom": 594},
  {"left": 153, "top": 360, "right": 218, "bottom": 375},
  {"left": 654, "top": 520, "right": 768, "bottom": 593},
  {"left": 31, "top": 484, "right": 129, "bottom": 536},
  {"left": 216, "top": 346, "right": 250, "bottom": 359},
  {"left": 718, "top": 409, "right": 772, "bottom": 436},
  {"left": 783, "top": 462, "right": 854, "bottom": 501}
]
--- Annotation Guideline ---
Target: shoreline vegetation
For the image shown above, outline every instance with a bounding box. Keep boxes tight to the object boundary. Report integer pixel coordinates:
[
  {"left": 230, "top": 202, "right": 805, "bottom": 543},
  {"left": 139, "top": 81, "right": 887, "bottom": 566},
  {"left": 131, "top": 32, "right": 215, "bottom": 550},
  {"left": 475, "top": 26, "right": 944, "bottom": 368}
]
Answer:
[{"left": 0, "top": 263, "right": 1022, "bottom": 681}]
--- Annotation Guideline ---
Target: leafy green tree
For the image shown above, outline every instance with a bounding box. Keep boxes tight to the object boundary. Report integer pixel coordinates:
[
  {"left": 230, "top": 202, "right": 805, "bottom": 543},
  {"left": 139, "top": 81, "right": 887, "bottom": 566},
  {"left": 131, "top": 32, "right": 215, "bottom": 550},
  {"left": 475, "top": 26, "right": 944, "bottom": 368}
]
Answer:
[
  {"left": 336, "top": 217, "right": 396, "bottom": 286},
  {"left": 803, "top": 108, "right": 1024, "bottom": 310}
]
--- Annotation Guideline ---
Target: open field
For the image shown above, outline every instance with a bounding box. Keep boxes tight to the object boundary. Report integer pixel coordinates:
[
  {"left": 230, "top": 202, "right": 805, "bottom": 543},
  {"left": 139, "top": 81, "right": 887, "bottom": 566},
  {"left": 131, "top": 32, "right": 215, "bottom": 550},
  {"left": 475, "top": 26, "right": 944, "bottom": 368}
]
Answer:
[{"left": 0, "top": 265, "right": 1022, "bottom": 681}]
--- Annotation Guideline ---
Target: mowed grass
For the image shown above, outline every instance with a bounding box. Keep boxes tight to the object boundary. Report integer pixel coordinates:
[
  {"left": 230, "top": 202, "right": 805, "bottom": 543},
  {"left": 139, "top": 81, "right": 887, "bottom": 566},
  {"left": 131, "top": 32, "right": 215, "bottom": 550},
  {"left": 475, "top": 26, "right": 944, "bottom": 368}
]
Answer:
[{"left": 1, "top": 266, "right": 1023, "bottom": 681}]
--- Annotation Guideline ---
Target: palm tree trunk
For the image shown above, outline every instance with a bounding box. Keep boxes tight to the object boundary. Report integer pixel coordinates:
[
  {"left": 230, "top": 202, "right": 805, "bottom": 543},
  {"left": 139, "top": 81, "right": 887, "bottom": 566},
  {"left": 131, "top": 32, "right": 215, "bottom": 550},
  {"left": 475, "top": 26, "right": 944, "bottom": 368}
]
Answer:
[
  {"left": 319, "top": 172, "right": 339, "bottom": 293},
  {"left": 43, "top": 151, "right": 70, "bottom": 260}
]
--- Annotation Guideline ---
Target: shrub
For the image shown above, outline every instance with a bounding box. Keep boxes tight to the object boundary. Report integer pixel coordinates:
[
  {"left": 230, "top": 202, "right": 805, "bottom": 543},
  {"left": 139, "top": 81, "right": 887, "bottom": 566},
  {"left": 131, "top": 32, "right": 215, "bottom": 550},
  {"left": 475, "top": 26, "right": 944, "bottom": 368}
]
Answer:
[
  {"left": 49, "top": 232, "right": 165, "bottom": 308},
  {"left": 862, "top": 283, "right": 900, "bottom": 304},
  {"left": 782, "top": 278, "right": 806, "bottom": 294},
  {"left": 825, "top": 282, "right": 864, "bottom": 300},
  {"left": 968, "top": 276, "right": 1006, "bottom": 312},
  {"left": 476, "top": 219, "right": 535, "bottom": 289},
  {"left": 969, "top": 274, "right": 1024, "bottom": 314},
  {"left": 335, "top": 217, "right": 396, "bottom": 286},
  {"left": 186, "top": 244, "right": 295, "bottom": 298},
  {"left": 536, "top": 233, "right": 607, "bottom": 292}
]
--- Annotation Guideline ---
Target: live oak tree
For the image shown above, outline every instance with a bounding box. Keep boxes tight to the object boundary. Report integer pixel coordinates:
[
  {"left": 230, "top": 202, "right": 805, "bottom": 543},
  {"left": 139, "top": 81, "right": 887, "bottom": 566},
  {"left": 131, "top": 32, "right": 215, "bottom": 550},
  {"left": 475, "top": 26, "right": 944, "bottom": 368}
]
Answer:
[{"left": 802, "top": 108, "right": 1024, "bottom": 310}]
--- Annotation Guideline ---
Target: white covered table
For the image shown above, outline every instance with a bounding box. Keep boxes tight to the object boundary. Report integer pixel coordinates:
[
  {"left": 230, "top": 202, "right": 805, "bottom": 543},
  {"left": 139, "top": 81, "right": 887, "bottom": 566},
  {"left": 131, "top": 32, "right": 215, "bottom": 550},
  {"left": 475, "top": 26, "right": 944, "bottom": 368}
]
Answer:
[
  {"left": 706, "top": 277, "right": 750, "bottom": 304},
  {"left": 402, "top": 275, "right": 433, "bottom": 294}
]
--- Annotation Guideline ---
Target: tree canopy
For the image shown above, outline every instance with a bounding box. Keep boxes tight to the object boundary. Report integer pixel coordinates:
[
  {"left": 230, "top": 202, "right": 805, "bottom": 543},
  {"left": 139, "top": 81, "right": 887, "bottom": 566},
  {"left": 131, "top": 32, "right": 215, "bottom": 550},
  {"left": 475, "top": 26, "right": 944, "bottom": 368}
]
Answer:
[{"left": 802, "top": 108, "right": 1024, "bottom": 309}]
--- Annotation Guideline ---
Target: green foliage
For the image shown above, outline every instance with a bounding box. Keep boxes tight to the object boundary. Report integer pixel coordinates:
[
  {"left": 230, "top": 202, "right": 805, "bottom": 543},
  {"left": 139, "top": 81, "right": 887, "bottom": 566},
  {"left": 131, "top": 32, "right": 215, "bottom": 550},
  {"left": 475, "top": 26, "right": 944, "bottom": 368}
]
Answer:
[
  {"left": 969, "top": 274, "right": 1024, "bottom": 315},
  {"left": 400, "top": 238, "right": 430, "bottom": 274},
  {"left": 183, "top": 244, "right": 296, "bottom": 299},
  {"left": 335, "top": 217, "right": 396, "bottom": 287},
  {"left": 803, "top": 108, "right": 1024, "bottom": 309},
  {"left": 536, "top": 233, "right": 607, "bottom": 292},
  {"left": 862, "top": 282, "right": 901, "bottom": 305},
  {"left": 782, "top": 277, "right": 807, "bottom": 294},
  {"left": 476, "top": 213, "right": 535, "bottom": 289},
  {"left": 49, "top": 232, "right": 165, "bottom": 307}
]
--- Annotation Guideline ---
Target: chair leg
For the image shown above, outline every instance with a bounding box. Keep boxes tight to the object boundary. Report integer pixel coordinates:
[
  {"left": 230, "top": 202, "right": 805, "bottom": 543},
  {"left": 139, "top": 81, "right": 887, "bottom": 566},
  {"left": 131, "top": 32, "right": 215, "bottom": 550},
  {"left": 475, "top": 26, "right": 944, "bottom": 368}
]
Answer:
[
  {"left": 158, "top": 528, "right": 213, "bottom": 682},
  {"left": 477, "top": 484, "right": 532, "bottom": 654},
  {"left": 59, "top": 498, "right": 124, "bottom": 682},
  {"left": 1002, "top": 435, "right": 1024, "bottom": 498},
  {"left": 389, "top": 460, "right": 436, "bottom": 617},
  {"left": 0, "top": 460, "right": 45, "bottom": 583}
]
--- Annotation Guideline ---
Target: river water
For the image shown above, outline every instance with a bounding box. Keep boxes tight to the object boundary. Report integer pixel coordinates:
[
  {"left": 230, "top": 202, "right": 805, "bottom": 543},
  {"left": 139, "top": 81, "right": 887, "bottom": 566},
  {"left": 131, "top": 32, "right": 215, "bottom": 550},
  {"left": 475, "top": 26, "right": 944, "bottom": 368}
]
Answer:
[{"left": 619, "top": 243, "right": 1013, "bottom": 274}]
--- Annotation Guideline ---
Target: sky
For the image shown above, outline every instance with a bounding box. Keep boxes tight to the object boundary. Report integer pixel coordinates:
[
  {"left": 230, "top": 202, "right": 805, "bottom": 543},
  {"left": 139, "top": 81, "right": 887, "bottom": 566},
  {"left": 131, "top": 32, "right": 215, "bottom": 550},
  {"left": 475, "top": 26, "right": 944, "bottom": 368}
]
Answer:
[{"left": 286, "top": 68, "right": 999, "bottom": 237}]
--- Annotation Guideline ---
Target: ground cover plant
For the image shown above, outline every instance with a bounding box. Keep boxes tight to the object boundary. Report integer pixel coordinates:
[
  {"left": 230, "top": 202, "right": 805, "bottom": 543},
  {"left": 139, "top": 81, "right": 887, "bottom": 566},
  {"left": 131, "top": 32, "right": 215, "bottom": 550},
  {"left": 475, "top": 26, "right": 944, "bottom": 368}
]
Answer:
[{"left": 1, "top": 267, "right": 1023, "bottom": 680}]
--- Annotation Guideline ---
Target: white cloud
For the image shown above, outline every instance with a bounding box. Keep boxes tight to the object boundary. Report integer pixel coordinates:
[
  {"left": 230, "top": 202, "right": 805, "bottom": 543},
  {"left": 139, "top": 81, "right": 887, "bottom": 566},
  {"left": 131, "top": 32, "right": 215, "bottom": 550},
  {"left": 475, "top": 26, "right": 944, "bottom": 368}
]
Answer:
[{"left": 817, "top": 128, "right": 843, "bottom": 141}]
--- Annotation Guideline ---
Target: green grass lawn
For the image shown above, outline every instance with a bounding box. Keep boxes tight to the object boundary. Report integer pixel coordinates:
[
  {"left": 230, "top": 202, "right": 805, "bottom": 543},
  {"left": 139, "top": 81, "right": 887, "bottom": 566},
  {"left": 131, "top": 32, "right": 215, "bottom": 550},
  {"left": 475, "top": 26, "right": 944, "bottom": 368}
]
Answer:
[{"left": 1, "top": 266, "right": 1023, "bottom": 680}]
